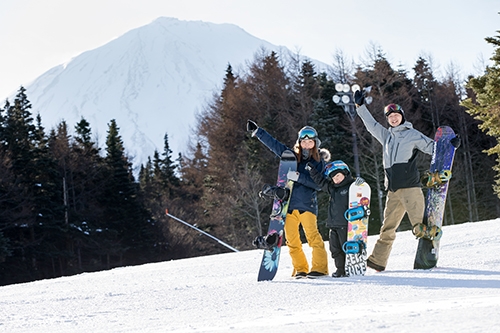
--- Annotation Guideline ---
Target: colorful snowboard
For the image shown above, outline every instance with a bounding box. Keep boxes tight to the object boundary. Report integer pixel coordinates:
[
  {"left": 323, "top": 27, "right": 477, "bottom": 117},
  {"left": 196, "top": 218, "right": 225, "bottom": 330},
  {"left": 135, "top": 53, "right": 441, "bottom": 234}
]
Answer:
[
  {"left": 343, "top": 181, "right": 371, "bottom": 276},
  {"left": 257, "top": 150, "right": 296, "bottom": 281},
  {"left": 414, "top": 126, "right": 457, "bottom": 269}
]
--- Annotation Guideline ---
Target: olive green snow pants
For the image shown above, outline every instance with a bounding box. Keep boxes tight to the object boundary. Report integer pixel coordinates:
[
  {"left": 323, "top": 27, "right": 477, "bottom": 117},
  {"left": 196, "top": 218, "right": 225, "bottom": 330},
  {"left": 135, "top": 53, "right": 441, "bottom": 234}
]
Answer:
[{"left": 368, "top": 187, "right": 425, "bottom": 269}]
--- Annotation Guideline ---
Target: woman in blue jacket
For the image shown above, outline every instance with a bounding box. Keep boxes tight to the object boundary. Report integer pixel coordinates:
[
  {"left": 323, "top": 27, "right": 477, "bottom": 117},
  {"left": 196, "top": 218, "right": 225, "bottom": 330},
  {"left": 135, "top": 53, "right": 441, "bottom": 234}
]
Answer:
[{"left": 247, "top": 120, "right": 329, "bottom": 278}]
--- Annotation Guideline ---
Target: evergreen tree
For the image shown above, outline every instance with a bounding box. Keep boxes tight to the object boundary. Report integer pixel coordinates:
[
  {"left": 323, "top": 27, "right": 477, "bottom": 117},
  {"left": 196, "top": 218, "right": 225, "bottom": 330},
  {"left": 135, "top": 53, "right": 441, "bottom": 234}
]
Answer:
[
  {"left": 67, "top": 117, "right": 108, "bottom": 270},
  {"left": 32, "top": 115, "right": 66, "bottom": 278},
  {"left": 139, "top": 157, "right": 154, "bottom": 191},
  {"left": 413, "top": 57, "right": 440, "bottom": 131},
  {"left": 100, "top": 119, "right": 155, "bottom": 267},
  {"left": 158, "top": 133, "right": 179, "bottom": 192},
  {"left": 461, "top": 28, "right": 500, "bottom": 199},
  {"left": 0, "top": 87, "right": 41, "bottom": 281}
]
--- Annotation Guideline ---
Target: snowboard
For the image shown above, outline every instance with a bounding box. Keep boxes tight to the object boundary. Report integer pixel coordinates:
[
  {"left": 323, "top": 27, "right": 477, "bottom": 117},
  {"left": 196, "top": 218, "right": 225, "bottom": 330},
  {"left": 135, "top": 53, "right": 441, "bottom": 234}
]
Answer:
[
  {"left": 343, "top": 181, "right": 371, "bottom": 276},
  {"left": 257, "top": 150, "right": 297, "bottom": 281},
  {"left": 414, "top": 126, "right": 457, "bottom": 270}
]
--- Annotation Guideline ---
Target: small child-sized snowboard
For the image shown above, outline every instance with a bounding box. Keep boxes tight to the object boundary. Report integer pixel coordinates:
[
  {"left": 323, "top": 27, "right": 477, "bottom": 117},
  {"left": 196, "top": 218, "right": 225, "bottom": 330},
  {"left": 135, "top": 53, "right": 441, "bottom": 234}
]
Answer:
[{"left": 343, "top": 181, "right": 371, "bottom": 276}]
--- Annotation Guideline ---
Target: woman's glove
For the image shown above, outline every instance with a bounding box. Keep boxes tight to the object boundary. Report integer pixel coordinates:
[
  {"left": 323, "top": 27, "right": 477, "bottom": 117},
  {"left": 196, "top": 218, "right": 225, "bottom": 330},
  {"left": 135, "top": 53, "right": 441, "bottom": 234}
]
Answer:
[{"left": 287, "top": 170, "right": 299, "bottom": 182}]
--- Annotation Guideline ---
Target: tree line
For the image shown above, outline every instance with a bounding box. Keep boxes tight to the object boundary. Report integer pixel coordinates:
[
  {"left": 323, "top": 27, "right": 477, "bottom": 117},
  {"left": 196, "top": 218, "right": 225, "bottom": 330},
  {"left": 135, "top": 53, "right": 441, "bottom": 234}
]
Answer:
[
  {"left": 0, "top": 87, "right": 168, "bottom": 285},
  {"left": 177, "top": 47, "right": 499, "bottom": 253},
  {"left": 1, "top": 34, "right": 500, "bottom": 286}
]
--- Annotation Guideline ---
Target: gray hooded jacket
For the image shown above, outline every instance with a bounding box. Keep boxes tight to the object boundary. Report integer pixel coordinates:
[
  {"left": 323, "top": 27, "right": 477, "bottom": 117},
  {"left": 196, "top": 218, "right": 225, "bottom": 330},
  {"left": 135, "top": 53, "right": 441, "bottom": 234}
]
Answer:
[{"left": 356, "top": 104, "right": 434, "bottom": 191}]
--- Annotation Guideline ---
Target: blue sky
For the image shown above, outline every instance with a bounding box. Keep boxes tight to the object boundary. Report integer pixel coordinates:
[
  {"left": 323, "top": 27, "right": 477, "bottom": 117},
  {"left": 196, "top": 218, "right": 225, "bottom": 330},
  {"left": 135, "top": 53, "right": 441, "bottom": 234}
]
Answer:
[{"left": 0, "top": 0, "right": 498, "bottom": 99}]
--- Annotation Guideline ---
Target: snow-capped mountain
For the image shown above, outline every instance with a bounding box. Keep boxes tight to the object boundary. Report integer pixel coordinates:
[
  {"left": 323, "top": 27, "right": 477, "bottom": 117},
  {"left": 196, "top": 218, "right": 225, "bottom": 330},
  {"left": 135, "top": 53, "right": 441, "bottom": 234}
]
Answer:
[{"left": 19, "top": 17, "right": 323, "bottom": 167}]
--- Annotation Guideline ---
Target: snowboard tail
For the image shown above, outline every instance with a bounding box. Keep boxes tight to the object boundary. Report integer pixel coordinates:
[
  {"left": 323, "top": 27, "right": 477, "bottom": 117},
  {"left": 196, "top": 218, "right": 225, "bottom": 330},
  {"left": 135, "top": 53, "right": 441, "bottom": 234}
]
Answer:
[{"left": 257, "top": 150, "right": 297, "bottom": 281}]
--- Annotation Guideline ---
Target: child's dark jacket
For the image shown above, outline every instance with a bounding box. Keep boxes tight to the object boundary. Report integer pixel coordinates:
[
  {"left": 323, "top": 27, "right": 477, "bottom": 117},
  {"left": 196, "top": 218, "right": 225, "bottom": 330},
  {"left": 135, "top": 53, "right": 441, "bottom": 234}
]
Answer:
[{"left": 309, "top": 167, "right": 354, "bottom": 228}]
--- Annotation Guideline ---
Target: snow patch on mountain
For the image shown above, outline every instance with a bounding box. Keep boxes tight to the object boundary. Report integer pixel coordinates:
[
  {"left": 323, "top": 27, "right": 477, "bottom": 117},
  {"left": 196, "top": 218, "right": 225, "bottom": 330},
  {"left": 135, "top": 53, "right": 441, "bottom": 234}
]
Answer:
[{"left": 22, "top": 17, "right": 321, "bottom": 167}]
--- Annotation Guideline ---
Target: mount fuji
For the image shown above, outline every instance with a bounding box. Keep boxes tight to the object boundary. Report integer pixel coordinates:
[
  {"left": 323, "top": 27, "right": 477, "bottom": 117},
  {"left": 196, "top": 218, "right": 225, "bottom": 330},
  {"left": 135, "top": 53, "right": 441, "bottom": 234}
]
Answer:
[{"left": 16, "top": 17, "right": 327, "bottom": 167}]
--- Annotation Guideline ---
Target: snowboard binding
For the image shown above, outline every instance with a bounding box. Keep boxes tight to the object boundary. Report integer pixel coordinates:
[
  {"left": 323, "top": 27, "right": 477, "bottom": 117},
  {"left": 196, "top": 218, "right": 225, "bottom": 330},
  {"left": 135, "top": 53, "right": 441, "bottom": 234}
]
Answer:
[
  {"left": 423, "top": 170, "right": 452, "bottom": 188},
  {"left": 412, "top": 223, "right": 443, "bottom": 241},
  {"left": 259, "top": 184, "right": 290, "bottom": 202},
  {"left": 344, "top": 205, "right": 370, "bottom": 222},
  {"left": 253, "top": 231, "right": 282, "bottom": 250},
  {"left": 342, "top": 240, "right": 366, "bottom": 254}
]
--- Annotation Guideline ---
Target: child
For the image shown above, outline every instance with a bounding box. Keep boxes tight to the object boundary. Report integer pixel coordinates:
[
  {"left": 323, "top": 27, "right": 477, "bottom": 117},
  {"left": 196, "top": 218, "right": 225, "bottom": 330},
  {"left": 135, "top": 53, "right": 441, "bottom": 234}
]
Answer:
[{"left": 308, "top": 160, "right": 363, "bottom": 278}]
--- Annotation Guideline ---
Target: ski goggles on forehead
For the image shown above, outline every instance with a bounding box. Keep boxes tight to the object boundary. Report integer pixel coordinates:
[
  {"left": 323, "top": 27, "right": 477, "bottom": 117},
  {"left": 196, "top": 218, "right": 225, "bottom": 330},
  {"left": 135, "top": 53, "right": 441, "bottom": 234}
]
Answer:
[
  {"left": 384, "top": 104, "right": 402, "bottom": 115},
  {"left": 298, "top": 128, "right": 317, "bottom": 140}
]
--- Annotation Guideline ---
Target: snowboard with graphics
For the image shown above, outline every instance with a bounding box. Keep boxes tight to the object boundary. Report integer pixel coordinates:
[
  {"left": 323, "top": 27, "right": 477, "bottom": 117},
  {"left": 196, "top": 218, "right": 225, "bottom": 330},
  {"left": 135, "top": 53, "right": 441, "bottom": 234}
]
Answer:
[
  {"left": 343, "top": 181, "right": 371, "bottom": 276},
  {"left": 414, "top": 126, "right": 457, "bottom": 269},
  {"left": 257, "top": 150, "right": 297, "bottom": 281}
]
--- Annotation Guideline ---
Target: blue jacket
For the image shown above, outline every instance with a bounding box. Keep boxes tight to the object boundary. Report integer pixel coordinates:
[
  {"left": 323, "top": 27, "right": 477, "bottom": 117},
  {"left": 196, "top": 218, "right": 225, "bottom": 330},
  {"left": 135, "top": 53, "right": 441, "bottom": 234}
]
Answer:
[{"left": 255, "top": 128, "right": 325, "bottom": 215}]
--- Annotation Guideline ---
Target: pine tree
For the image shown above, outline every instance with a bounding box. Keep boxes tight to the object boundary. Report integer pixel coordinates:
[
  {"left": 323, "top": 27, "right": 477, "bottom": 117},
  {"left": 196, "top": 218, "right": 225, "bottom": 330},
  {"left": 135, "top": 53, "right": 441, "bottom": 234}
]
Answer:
[
  {"left": 0, "top": 88, "right": 40, "bottom": 279},
  {"left": 413, "top": 57, "right": 440, "bottom": 131},
  {"left": 461, "top": 29, "right": 500, "bottom": 199},
  {"left": 100, "top": 119, "right": 154, "bottom": 267},
  {"left": 0, "top": 87, "right": 66, "bottom": 282},
  {"left": 158, "top": 133, "right": 179, "bottom": 192},
  {"left": 32, "top": 116, "right": 66, "bottom": 278},
  {"left": 69, "top": 117, "right": 107, "bottom": 271}
]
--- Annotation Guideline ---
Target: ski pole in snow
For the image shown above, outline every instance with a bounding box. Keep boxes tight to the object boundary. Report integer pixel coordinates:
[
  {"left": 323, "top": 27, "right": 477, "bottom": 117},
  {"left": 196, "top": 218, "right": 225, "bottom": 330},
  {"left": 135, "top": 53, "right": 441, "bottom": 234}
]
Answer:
[{"left": 165, "top": 209, "right": 239, "bottom": 252}]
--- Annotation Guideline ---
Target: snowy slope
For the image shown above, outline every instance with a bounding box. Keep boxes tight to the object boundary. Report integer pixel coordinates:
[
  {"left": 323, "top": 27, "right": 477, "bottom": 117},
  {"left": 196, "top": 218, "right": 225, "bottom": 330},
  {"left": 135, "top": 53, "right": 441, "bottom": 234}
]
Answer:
[
  {"left": 17, "top": 17, "right": 323, "bottom": 166},
  {"left": 1, "top": 219, "right": 499, "bottom": 332}
]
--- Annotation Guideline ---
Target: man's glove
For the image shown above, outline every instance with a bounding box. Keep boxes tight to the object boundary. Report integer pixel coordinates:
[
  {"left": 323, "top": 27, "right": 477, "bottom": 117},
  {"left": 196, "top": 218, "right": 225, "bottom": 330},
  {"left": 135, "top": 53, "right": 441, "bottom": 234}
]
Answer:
[
  {"left": 450, "top": 136, "right": 461, "bottom": 149},
  {"left": 287, "top": 170, "right": 299, "bottom": 182},
  {"left": 247, "top": 120, "right": 258, "bottom": 133},
  {"left": 354, "top": 177, "right": 365, "bottom": 186},
  {"left": 354, "top": 90, "right": 364, "bottom": 106}
]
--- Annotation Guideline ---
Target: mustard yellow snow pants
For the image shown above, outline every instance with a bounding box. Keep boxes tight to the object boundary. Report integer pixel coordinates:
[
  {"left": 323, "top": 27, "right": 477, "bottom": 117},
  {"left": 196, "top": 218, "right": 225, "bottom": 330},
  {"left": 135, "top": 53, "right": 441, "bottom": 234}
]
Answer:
[
  {"left": 368, "top": 187, "right": 425, "bottom": 269},
  {"left": 285, "top": 210, "right": 329, "bottom": 276}
]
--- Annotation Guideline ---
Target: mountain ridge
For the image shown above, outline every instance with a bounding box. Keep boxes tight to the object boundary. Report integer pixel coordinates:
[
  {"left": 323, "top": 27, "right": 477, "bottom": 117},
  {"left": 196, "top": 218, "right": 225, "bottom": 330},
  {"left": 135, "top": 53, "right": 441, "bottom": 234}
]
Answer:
[{"left": 21, "top": 17, "right": 312, "bottom": 166}]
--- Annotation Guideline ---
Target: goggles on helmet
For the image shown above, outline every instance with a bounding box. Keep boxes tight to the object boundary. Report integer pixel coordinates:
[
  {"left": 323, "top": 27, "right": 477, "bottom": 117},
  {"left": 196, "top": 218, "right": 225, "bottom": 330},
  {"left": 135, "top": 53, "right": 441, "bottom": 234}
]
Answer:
[
  {"left": 298, "top": 127, "right": 317, "bottom": 141},
  {"left": 324, "top": 160, "right": 350, "bottom": 178},
  {"left": 384, "top": 104, "right": 403, "bottom": 117}
]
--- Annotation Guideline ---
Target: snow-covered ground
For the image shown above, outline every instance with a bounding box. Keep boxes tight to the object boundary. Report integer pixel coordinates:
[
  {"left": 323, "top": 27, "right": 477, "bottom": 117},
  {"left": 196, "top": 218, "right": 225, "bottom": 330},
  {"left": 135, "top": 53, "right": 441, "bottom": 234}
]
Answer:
[{"left": 1, "top": 219, "right": 499, "bottom": 332}]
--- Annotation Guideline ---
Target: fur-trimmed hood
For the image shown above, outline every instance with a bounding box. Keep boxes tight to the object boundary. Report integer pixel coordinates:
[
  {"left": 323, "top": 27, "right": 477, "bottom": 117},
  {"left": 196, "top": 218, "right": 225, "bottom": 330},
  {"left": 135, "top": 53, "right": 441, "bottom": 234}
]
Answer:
[{"left": 319, "top": 148, "right": 331, "bottom": 162}]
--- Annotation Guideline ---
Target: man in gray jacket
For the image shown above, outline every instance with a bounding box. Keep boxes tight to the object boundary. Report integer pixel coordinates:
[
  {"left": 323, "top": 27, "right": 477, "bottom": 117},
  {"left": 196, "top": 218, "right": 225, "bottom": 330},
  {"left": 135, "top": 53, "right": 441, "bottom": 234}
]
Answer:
[{"left": 354, "top": 92, "right": 433, "bottom": 272}]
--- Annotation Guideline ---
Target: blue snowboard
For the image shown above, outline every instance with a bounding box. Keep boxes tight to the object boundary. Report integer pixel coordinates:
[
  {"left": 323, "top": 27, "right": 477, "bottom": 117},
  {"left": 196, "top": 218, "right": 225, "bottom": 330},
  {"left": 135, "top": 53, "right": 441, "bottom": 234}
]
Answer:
[
  {"left": 414, "top": 126, "right": 457, "bottom": 269},
  {"left": 257, "top": 150, "right": 296, "bottom": 281}
]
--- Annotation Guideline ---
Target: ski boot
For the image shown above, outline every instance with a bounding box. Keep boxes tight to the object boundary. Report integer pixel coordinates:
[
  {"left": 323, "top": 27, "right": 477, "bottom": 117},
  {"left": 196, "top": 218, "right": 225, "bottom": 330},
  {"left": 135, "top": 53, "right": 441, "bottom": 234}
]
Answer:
[
  {"left": 331, "top": 270, "right": 347, "bottom": 278},
  {"left": 259, "top": 184, "right": 290, "bottom": 201},
  {"left": 252, "top": 231, "right": 281, "bottom": 250}
]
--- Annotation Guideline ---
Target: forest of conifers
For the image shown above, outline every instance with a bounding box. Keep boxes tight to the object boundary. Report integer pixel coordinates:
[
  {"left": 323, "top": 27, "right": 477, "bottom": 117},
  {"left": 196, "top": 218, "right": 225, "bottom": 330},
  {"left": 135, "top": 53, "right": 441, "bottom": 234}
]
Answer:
[{"left": 1, "top": 32, "right": 500, "bottom": 286}]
